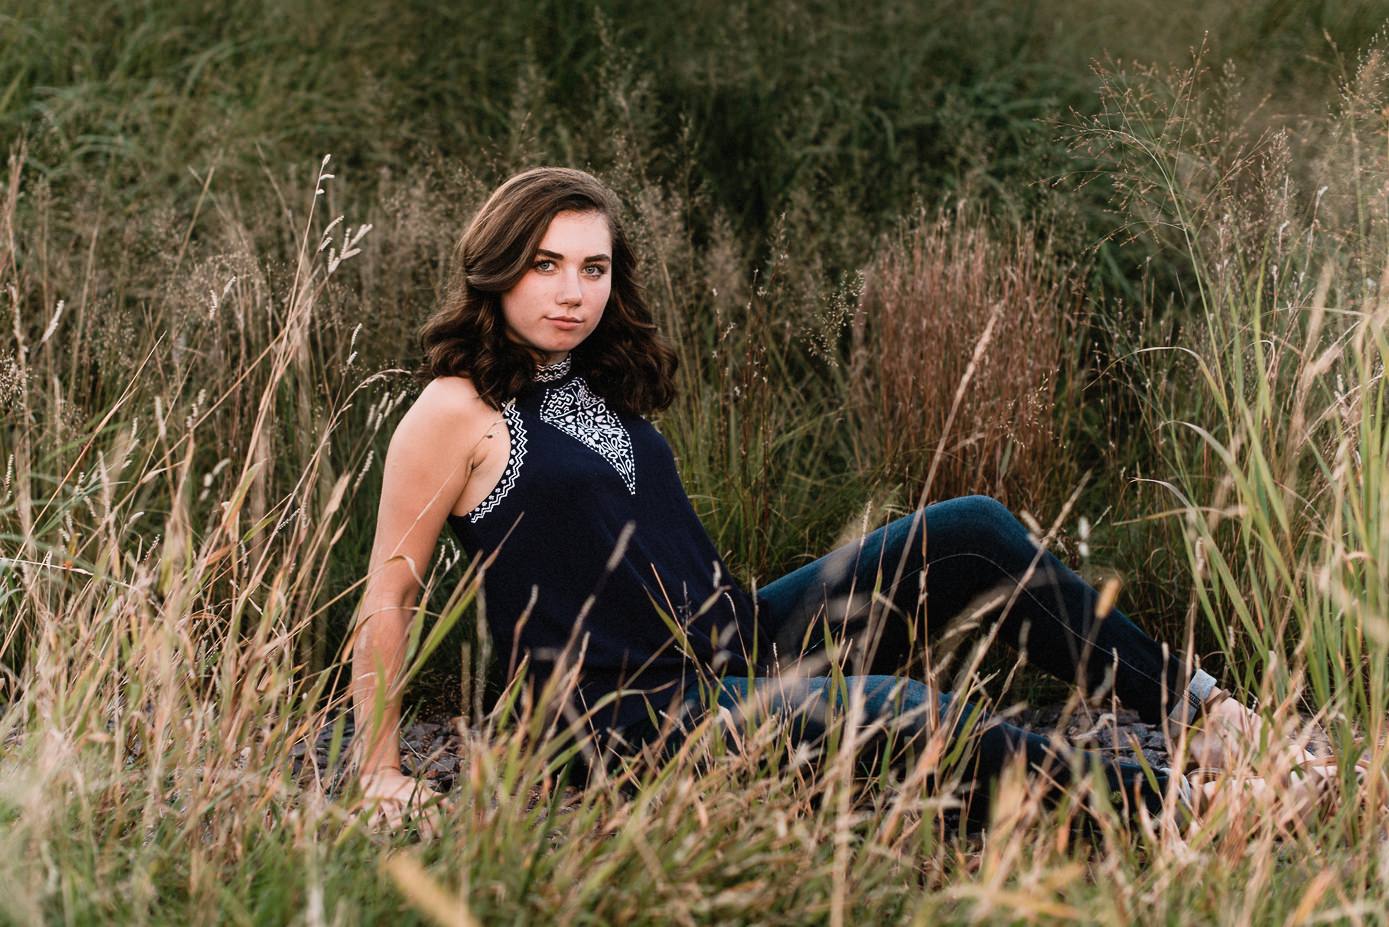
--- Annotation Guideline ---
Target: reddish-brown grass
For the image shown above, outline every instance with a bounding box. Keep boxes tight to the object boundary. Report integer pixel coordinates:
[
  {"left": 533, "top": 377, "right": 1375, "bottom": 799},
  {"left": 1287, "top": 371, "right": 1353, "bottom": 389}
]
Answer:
[{"left": 849, "top": 209, "right": 1082, "bottom": 512}]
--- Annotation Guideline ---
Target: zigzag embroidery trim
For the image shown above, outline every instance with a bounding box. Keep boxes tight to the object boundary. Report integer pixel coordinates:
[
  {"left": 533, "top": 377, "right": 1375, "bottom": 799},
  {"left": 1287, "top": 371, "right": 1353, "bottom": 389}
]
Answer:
[
  {"left": 534, "top": 355, "right": 572, "bottom": 382},
  {"left": 539, "top": 377, "right": 637, "bottom": 494},
  {"left": 469, "top": 399, "right": 527, "bottom": 523}
]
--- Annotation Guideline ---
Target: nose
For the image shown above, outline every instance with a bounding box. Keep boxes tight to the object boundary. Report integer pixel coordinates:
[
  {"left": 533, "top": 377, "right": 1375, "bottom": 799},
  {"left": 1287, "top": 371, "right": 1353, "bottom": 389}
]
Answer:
[{"left": 556, "top": 269, "right": 582, "bottom": 306}]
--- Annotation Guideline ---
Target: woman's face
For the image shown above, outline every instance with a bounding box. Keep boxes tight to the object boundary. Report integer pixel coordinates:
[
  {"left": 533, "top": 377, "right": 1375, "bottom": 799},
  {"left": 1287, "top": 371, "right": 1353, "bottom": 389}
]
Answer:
[{"left": 500, "top": 209, "right": 613, "bottom": 366}]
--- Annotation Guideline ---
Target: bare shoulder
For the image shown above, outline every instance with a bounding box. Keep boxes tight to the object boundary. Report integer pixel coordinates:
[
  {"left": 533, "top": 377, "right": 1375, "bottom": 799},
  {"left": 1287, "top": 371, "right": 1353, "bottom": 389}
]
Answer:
[
  {"left": 419, "top": 373, "right": 484, "bottom": 407},
  {"left": 370, "top": 377, "right": 503, "bottom": 582},
  {"left": 391, "top": 376, "right": 501, "bottom": 460},
  {"left": 415, "top": 375, "right": 499, "bottom": 421}
]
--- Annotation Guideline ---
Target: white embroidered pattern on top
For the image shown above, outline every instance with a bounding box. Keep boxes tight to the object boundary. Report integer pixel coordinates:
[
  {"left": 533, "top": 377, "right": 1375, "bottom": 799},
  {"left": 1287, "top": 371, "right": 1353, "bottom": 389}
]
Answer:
[
  {"left": 468, "top": 399, "right": 528, "bottom": 523},
  {"left": 539, "top": 377, "right": 637, "bottom": 494},
  {"left": 534, "top": 355, "right": 572, "bottom": 382}
]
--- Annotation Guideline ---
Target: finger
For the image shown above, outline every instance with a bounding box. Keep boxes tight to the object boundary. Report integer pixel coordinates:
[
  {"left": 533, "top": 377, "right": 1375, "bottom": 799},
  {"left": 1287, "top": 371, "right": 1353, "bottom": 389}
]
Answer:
[
  {"left": 371, "top": 805, "right": 396, "bottom": 833},
  {"left": 421, "top": 807, "right": 442, "bottom": 841},
  {"left": 371, "top": 799, "right": 408, "bottom": 834},
  {"left": 413, "top": 795, "right": 450, "bottom": 840}
]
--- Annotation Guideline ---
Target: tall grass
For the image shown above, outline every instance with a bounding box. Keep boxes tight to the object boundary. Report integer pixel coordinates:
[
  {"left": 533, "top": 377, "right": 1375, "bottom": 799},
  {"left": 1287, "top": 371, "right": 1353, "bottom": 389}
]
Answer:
[
  {"left": 2, "top": 3, "right": 1389, "bottom": 924},
  {"left": 849, "top": 208, "right": 1083, "bottom": 512},
  {"left": 1077, "top": 41, "right": 1389, "bottom": 828}
]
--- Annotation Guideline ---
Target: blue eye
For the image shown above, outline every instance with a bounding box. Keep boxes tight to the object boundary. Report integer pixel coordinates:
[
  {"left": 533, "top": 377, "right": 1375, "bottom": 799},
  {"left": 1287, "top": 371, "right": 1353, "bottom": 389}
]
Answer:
[{"left": 533, "top": 259, "right": 555, "bottom": 272}]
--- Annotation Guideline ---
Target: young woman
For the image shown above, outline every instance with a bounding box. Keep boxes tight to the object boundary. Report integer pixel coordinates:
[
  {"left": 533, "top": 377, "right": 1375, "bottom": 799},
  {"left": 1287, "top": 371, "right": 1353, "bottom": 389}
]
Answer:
[{"left": 350, "top": 166, "right": 1333, "bottom": 835}]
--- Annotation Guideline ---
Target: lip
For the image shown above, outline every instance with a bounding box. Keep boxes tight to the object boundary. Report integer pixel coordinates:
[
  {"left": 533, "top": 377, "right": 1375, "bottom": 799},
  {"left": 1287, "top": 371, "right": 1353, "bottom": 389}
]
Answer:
[{"left": 547, "top": 317, "right": 582, "bottom": 329}]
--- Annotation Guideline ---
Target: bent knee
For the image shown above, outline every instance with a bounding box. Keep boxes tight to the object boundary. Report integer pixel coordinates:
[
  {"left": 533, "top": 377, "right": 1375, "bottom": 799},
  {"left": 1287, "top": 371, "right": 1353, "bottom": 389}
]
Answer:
[
  {"left": 956, "top": 494, "right": 1013, "bottom": 523},
  {"left": 925, "top": 494, "right": 1027, "bottom": 550}
]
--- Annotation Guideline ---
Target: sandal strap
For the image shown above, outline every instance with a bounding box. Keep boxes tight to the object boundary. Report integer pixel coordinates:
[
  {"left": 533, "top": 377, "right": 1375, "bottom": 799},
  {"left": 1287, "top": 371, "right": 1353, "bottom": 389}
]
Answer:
[
  {"left": 1167, "top": 668, "right": 1219, "bottom": 727},
  {"left": 1163, "top": 765, "right": 1194, "bottom": 804},
  {"left": 1178, "top": 766, "right": 1232, "bottom": 820}
]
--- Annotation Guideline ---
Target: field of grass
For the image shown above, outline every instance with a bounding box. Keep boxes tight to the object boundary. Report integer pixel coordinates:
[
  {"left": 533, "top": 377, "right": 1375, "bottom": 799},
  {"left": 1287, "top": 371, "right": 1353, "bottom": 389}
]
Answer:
[{"left": 3, "top": 1, "right": 1389, "bottom": 923}]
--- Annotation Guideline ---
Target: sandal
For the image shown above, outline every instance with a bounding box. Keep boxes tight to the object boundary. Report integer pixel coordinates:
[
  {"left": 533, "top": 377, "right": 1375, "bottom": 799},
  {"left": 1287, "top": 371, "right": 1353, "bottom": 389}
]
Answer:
[
  {"left": 1162, "top": 670, "right": 1262, "bottom": 771},
  {"left": 1179, "top": 689, "right": 1264, "bottom": 772},
  {"left": 1178, "top": 685, "right": 1330, "bottom": 777}
]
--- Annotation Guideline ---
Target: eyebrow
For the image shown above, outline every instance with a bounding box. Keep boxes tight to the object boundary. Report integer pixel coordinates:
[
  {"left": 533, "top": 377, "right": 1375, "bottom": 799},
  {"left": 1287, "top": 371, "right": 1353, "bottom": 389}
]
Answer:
[{"left": 535, "top": 248, "right": 612, "bottom": 262}]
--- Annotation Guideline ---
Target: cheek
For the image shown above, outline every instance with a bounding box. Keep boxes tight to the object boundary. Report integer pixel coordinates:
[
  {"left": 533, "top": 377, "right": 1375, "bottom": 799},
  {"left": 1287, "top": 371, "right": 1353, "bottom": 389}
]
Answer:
[
  {"left": 501, "top": 278, "right": 540, "bottom": 316},
  {"left": 592, "top": 279, "right": 613, "bottom": 307},
  {"left": 498, "top": 294, "right": 519, "bottom": 326}
]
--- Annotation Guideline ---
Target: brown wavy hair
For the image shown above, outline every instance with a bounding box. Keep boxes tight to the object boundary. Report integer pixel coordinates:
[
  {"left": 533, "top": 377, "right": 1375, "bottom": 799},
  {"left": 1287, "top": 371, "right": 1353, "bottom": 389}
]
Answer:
[{"left": 417, "top": 167, "right": 678, "bottom": 416}]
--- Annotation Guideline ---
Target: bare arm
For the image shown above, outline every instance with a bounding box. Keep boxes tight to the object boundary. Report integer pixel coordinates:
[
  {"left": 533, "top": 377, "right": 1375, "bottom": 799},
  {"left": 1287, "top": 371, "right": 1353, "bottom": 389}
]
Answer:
[{"left": 351, "top": 377, "right": 493, "bottom": 780}]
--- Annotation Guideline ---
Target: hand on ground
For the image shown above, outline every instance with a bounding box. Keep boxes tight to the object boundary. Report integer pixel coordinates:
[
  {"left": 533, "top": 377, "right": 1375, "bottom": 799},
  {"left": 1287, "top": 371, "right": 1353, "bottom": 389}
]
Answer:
[{"left": 356, "top": 768, "right": 452, "bottom": 840}]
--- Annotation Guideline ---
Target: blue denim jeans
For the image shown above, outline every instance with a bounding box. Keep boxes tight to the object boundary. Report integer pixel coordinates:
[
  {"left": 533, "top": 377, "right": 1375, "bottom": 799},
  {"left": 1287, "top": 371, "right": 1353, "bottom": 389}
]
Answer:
[{"left": 652, "top": 495, "right": 1198, "bottom": 824}]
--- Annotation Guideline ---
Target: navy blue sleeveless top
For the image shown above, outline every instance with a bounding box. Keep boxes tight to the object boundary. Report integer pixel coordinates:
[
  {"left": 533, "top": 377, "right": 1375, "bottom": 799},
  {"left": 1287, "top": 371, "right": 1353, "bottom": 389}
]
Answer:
[{"left": 446, "top": 354, "right": 766, "bottom": 740}]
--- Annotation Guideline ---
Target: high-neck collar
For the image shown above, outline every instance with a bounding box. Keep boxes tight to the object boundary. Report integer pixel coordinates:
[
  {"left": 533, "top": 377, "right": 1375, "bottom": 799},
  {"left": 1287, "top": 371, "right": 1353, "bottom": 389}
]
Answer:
[{"left": 534, "top": 354, "right": 573, "bottom": 382}]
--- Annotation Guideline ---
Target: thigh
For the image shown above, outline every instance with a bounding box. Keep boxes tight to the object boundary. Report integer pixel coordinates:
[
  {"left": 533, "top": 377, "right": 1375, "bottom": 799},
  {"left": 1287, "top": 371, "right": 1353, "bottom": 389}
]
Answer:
[
  {"left": 755, "top": 507, "right": 928, "bottom": 672},
  {"left": 759, "top": 496, "right": 1034, "bottom": 674}
]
